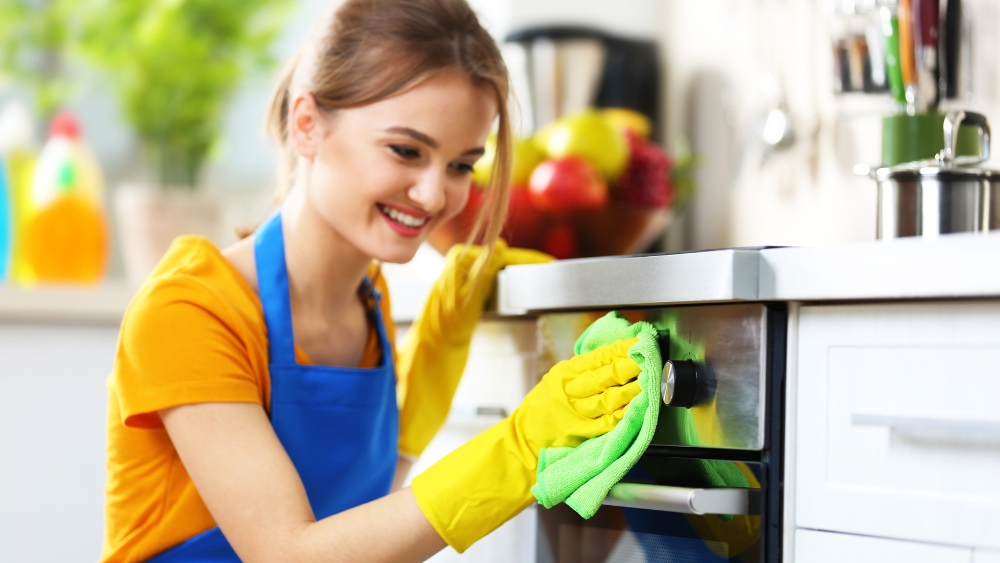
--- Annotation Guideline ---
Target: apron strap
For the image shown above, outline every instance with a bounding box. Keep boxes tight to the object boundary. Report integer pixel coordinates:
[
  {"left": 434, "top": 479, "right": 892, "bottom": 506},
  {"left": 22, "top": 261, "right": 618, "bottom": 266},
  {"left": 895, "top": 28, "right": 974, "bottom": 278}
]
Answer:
[
  {"left": 366, "top": 282, "right": 394, "bottom": 372},
  {"left": 254, "top": 211, "right": 297, "bottom": 365}
]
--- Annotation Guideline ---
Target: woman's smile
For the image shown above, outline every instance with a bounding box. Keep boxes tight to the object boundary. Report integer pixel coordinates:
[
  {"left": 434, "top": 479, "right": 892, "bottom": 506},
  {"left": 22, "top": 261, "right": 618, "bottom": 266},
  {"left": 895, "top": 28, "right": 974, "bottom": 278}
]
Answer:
[{"left": 377, "top": 202, "right": 432, "bottom": 237}]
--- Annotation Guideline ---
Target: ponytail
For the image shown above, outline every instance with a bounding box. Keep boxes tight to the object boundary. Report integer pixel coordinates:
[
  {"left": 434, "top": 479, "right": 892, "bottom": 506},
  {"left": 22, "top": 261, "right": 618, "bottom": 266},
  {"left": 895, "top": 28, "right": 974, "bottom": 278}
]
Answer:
[{"left": 265, "top": 49, "right": 302, "bottom": 203}]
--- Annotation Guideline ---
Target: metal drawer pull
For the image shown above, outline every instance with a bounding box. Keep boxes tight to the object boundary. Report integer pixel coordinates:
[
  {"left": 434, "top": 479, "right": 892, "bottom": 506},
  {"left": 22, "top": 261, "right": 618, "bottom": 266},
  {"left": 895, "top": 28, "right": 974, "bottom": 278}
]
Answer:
[
  {"left": 852, "top": 413, "right": 1000, "bottom": 443},
  {"left": 603, "top": 483, "right": 759, "bottom": 515}
]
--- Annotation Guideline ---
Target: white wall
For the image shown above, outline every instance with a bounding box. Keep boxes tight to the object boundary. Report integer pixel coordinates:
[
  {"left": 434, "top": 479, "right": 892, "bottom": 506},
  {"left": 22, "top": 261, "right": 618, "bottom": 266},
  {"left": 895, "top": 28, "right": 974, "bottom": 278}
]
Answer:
[{"left": 660, "top": 0, "right": 1000, "bottom": 250}]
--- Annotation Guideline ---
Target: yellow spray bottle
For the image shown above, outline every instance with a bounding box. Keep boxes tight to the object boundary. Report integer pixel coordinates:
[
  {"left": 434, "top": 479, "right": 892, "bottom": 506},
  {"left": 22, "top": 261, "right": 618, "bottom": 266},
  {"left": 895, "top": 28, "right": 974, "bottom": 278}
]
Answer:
[{"left": 0, "top": 102, "right": 39, "bottom": 285}]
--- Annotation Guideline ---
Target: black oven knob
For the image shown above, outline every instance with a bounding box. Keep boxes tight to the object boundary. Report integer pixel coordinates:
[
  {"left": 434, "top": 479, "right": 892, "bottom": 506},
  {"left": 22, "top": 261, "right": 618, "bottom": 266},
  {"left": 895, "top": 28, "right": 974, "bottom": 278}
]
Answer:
[{"left": 661, "top": 360, "right": 700, "bottom": 408}]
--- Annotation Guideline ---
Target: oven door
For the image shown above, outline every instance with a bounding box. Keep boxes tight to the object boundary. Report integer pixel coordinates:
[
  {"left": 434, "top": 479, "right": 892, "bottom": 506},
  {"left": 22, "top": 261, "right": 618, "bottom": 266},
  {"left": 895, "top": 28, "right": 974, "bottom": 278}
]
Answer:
[
  {"left": 534, "top": 303, "right": 784, "bottom": 563},
  {"left": 537, "top": 456, "right": 765, "bottom": 563}
]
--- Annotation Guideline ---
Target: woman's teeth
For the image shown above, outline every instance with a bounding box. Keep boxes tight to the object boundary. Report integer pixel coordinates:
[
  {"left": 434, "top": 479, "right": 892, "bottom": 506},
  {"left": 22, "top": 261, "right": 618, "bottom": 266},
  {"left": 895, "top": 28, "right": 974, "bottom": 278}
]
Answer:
[{"left": 379, "top": 204, "right": 429, "bottom": 228}]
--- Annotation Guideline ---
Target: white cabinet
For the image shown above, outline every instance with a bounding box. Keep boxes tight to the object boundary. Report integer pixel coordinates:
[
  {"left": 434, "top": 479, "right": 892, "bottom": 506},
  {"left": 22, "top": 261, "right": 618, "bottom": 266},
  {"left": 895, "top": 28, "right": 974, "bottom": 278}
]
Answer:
[
  {"left": 795, "top": 530, "right": 972, "bottom": 563},
  {"left": 795, "top": 301, "right": 1000, "bottom": 550},
  {"left": 0, "top": 322, "right": 120, "bottom": 562}
]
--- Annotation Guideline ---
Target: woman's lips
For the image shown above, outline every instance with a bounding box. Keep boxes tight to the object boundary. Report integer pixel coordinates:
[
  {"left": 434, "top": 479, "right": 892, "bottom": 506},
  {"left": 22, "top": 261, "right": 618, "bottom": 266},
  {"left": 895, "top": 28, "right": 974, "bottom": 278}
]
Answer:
[{"left": 377, "top": 203, "right": 431, "bottom": 238}]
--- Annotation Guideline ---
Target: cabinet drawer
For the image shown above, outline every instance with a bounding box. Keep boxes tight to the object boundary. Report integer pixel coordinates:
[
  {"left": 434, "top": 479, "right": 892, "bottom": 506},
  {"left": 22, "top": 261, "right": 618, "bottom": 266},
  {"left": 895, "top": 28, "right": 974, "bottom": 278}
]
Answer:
[
  {"left": 795, "top": 530, "right": 971, "bottom": 563},
  {"left": 796, "top": 301, "right": 1000, "bottom": 549}
]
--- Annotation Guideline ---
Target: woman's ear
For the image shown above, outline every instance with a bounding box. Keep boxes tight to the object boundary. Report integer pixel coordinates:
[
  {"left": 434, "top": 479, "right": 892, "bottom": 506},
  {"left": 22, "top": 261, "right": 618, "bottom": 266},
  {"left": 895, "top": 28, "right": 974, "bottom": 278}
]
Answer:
[{"left": 288, "top": 92, "right": 327, "bottom": 159}]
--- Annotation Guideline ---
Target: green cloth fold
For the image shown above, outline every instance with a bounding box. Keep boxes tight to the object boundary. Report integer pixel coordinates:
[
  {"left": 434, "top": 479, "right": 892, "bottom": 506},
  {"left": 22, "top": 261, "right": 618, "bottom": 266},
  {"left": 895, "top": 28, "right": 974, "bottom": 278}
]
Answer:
[{"left": 531, "top": 311, "right": 662, "bottom": 519}]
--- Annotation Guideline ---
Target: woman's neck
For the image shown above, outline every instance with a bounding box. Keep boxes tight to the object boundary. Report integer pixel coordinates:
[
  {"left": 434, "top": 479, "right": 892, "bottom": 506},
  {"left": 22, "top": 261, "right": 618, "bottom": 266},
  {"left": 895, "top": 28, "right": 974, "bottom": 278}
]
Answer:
[{"left": 281, "top": 184, "right": 372, "bottom": 317}]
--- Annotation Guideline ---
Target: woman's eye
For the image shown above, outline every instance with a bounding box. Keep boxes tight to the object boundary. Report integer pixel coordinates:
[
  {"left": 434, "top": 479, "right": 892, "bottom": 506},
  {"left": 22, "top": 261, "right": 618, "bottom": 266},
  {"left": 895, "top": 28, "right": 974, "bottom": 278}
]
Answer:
[
  {"left": 452, "top": 162, "right": 475, "bottom": 175},
  {"left": 390, "top": 145, "right": 420, "bottom": 159}
]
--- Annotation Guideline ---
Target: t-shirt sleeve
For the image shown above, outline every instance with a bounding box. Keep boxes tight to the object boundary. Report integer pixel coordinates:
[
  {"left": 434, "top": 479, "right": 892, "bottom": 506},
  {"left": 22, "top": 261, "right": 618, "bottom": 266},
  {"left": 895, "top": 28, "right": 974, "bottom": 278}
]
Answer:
[{"left": 111, "top": 275, "right": 262, "bottom": 429}]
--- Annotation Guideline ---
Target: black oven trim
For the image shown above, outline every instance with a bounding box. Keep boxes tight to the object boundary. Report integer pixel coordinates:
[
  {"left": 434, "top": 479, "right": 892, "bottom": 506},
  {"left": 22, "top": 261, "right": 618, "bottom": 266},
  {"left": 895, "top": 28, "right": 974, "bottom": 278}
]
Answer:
[{"left": 763, "top": 303, "right": 788, "bottom": 563}]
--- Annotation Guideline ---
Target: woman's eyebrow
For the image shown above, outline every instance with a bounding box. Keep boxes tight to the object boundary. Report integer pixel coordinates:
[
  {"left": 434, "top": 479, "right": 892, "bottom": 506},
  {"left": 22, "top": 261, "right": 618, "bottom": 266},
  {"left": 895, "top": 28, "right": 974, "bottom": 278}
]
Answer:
[
  {"left": 385, "top": 126, "right": 485, "bottom": 157},
  {"left": 386, "top": 126, "right": 439, "bottom": 148}
]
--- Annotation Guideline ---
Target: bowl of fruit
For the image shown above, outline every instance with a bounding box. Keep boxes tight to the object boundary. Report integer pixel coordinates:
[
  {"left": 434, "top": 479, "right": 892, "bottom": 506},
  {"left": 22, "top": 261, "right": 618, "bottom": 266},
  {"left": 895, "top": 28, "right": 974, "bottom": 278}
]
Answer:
[{"left": 428, "top": 108, "right": 692, "bottom": 259}]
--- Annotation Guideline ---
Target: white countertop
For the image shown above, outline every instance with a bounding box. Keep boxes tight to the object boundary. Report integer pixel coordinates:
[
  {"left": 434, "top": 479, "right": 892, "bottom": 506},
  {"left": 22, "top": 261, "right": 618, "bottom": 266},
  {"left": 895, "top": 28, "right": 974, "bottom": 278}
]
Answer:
[
  {"left": 0, "top": 277, "right": 437, "bottom": 326},
  {"left": 759, "top": 232, "right": 1000, "bottom": 301},
  {"left": 0, "top": 281, "right": 135, "bottom": 325},
  {"left": 497, "top": 232, "right": 1000, "bottom": 314}
]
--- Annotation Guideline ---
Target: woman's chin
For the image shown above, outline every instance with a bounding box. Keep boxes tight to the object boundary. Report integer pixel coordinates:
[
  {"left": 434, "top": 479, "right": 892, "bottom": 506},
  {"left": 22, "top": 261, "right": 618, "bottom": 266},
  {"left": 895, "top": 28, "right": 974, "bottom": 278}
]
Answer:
[{"left": 373, "top": 241, "right": 423, "bottom": 265}]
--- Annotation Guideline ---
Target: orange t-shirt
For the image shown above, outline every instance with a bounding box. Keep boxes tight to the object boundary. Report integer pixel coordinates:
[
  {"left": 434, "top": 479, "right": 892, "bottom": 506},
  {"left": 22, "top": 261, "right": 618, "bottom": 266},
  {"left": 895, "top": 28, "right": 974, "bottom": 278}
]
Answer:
[{"left": 100, "top": 236, "right": 396, "bottom": 563}]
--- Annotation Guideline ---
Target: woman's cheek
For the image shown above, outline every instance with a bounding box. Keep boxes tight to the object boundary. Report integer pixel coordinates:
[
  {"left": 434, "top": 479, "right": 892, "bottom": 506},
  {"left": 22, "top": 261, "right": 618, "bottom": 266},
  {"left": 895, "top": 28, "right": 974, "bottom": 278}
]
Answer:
[{"left": 442, "top": 179, "right": 472, "bottom": 223}]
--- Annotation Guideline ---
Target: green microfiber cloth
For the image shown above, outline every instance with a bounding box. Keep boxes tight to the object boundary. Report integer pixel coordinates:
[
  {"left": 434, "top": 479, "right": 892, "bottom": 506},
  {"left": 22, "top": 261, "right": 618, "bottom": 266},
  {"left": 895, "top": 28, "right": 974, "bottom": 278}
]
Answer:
[{"left": 531, "top": 311, "right": 662, "bottom": 519}]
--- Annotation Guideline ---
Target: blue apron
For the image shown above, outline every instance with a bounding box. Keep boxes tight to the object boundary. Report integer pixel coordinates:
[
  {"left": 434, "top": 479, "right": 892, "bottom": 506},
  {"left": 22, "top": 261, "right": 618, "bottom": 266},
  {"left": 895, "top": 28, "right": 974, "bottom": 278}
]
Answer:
[{"left": 148, "top": 211, "right": 398, "bottom": 561}]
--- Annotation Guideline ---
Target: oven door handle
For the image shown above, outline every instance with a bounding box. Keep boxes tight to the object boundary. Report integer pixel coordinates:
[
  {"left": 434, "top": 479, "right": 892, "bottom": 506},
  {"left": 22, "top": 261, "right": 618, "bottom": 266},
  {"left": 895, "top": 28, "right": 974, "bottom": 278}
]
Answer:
[{"left": 603, "top": 483, "right": 760, "bottom": 515}]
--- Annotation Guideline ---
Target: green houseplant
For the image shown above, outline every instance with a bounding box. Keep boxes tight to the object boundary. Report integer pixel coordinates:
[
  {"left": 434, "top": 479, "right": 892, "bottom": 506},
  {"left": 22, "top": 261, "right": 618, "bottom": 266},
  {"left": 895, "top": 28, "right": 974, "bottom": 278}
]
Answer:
[
  {"left": 71, "top": 0, "right": 291, "bottom": 283},
  {"left": 0, "top": 0, "right": 76, "bottom": 119},
  {"left": 75, "top": 0, "right": 291, "bottom": 188}
]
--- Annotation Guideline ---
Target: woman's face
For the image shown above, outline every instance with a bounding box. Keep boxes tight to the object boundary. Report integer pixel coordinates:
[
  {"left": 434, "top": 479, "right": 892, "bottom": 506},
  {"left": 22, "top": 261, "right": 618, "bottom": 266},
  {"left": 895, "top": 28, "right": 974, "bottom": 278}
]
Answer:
[{"left": 292, "top": 67, "right": 497, "bottom": 264}]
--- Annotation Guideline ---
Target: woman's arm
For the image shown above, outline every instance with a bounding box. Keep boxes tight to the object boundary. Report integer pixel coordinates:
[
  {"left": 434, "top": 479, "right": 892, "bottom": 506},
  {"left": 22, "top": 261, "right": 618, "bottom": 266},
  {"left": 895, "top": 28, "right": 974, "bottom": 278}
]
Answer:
[
  {"left": 160, "top": 402, "right": 445, "bottom": 563},
  {"left": 392, "top": 456, "right": 415, "bottom": 492}
]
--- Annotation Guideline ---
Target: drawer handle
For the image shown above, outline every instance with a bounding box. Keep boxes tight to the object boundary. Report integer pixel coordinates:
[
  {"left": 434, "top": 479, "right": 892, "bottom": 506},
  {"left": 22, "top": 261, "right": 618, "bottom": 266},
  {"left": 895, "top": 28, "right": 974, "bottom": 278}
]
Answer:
[
  {"left": 852, "top": 413, "right": 1000, "bottom": 444},
  {"left": 603, "top": 483, "right": 760, "bottom": 515}
]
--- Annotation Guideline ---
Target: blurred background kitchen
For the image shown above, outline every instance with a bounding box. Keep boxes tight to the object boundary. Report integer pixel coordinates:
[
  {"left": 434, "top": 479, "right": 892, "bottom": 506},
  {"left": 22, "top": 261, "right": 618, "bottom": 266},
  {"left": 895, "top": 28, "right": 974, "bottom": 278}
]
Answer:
[{"left": 1, "top": 0, "right": 998, "bottom": 560}]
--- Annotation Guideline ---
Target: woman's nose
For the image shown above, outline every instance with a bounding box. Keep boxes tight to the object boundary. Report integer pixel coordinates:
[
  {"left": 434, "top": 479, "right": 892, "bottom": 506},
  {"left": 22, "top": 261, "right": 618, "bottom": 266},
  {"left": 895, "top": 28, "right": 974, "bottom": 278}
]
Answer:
[{"left": 407, "top": 168, "right": 448, "bottom": 214}]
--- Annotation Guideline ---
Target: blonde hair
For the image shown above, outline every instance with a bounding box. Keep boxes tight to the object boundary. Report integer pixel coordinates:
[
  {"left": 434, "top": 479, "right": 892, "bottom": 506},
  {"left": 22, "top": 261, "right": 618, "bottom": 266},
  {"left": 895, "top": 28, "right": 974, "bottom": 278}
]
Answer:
[{"left": 264, "top": 0, "right": 512, "bottom": 266}]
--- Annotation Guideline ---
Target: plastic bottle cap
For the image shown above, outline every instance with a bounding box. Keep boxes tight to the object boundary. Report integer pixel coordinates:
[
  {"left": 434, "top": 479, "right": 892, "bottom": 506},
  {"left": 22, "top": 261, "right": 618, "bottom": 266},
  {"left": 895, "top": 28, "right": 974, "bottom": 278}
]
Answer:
[
  {"left": 0, "top": 101, "right": 37, "bottom": 150},
  {"left": 49, "top": 112, "right": 81, "bottom": 140}
]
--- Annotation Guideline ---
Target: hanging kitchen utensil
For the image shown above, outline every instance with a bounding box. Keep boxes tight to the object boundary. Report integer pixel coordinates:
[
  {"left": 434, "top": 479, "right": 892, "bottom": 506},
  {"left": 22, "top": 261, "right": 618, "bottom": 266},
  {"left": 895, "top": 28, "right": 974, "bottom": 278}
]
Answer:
[
  {"left": 913, "top": 0, "right": 940, "bottom": 111},
  {"left": 898, "top": 0, "right": 919, "bottom": 111},
  {"left": 758, "top": 0, "right": 796, "bottom": 165},
  {"left": 939, "top": 0, "right": 962, "bottom": 99},
  {"left": 882, "top": 6, "right": 908, "bottom": 106}
]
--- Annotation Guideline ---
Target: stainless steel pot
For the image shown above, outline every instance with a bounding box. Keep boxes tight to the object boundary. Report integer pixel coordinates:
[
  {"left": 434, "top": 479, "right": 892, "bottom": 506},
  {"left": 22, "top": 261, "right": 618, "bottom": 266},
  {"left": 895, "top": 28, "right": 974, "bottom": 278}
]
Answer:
[{"left": 874, "top": 110, "right": 1000, "bottom": 239}]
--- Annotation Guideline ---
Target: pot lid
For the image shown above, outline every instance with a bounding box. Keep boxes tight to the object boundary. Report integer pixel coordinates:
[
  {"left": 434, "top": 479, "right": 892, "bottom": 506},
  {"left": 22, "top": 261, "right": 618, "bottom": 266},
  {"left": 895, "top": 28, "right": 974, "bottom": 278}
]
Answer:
[{"left": 873, "top": 160, "right": 997, "bottom": 181}]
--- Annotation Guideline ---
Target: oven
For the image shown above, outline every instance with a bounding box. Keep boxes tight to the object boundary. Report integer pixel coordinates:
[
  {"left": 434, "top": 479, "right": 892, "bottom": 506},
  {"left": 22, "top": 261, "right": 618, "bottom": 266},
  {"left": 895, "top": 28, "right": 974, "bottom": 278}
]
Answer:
[{"left": 533, "top": 303, "right": 787, "bottom": 563}]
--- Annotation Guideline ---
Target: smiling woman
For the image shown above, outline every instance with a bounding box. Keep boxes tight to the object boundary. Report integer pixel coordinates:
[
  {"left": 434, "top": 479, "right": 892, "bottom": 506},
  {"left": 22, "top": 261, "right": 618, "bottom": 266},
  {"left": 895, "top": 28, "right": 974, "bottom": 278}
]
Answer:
[
  {"left": 99, "top": 1, "right": 640, "bottom": 562},
  {"left": 265, "top": 1, "right": 514, "bottom": 263}
]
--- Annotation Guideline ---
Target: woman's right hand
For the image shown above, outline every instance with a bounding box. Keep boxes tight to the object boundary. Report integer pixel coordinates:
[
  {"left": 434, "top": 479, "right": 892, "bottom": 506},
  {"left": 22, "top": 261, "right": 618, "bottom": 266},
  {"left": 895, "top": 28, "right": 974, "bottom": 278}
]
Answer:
[
  {"left": 515, "top": 337, "right": 641, "bottom": 453},
  {"left": 411, "top": 338, "right": 641, "bottom": 553}
]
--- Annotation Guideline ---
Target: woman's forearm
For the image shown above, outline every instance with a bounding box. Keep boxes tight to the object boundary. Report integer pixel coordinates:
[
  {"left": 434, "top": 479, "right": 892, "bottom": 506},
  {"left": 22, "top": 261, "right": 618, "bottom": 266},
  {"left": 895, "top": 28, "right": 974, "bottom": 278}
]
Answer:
[
  {"left": 391, "top": 456, "right": 415, "bottom": 492},
  {"left": 299, "top": 487, "right": 445, "bottom": 563},
  {"left": 161, "top": 403, "right": 445, "bottom": 563}
]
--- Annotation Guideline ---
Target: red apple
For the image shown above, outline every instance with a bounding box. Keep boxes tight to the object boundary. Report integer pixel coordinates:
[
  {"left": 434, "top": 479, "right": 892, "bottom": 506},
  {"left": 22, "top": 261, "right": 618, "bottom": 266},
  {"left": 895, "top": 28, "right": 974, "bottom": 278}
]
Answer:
[
  {"left": 541, "top": 224, "right": 578, "bottom": 259},
  {"left": 528, "top": 157, "right": 608, "bottom": 213},
  {"left": 501, "top": 185, "right": 544, "bottom": 248}
]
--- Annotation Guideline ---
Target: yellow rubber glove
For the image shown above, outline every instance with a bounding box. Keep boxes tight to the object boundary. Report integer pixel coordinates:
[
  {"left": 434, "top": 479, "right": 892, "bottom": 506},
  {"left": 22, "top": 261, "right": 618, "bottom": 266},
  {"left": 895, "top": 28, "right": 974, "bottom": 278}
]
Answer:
[
  {"left": 396, "top": 240, "right": 553, "bottom": 459},
  {"left": 411, "top": 337, "right": 641, "bottom": 552}
]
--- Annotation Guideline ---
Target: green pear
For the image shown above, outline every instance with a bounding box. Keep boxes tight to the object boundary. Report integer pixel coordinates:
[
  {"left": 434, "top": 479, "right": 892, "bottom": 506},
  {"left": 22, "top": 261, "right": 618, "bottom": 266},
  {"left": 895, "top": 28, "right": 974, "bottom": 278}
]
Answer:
[
  {"left": 472, "top": 135, "right": 545, "bottom": 187},
  {"left": 472, "top": 134, "right": 497, "bottom": 187},
  {"left": 544, "top": 110, "right": 630, "bottom": 180}
]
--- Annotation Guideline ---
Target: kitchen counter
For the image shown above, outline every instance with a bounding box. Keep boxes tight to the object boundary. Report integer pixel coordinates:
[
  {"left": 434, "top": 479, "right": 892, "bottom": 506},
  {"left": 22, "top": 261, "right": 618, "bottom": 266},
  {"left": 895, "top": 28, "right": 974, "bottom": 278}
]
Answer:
[
  {"left": 0, "top": 278, "right": 437, "bottom": 325},
  {"left": 0, "top": 282, "right": 135, "bottom": 325},
  {"left": 497, "top": 232, "right": 1000, "bottom": 314}
]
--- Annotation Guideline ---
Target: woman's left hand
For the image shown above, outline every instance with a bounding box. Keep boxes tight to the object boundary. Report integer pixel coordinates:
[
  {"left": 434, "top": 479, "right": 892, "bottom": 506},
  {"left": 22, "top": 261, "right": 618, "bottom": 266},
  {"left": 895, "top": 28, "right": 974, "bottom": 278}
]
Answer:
[{"left": 396, "top": 240, "right": 553, "bottom": 460}]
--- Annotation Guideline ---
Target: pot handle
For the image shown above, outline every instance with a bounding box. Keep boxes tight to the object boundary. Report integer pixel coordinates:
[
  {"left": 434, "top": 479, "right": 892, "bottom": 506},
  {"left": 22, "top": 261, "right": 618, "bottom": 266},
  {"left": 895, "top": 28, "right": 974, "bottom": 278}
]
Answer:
[{"left": 940, "top": 110, "right": 991, "bottom": 166}]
